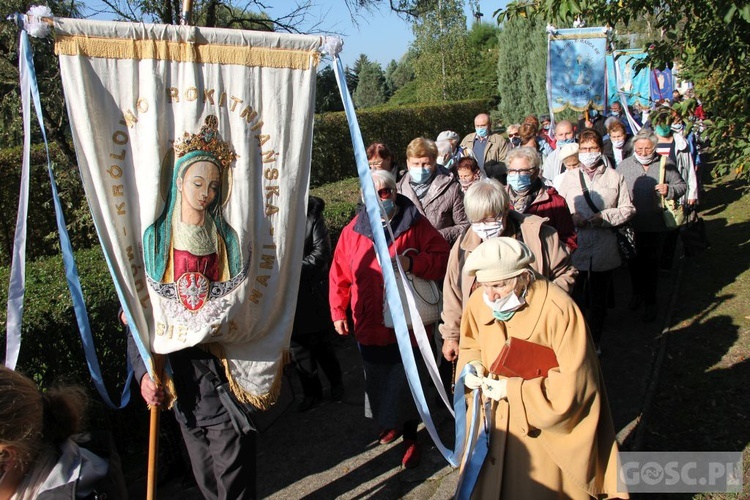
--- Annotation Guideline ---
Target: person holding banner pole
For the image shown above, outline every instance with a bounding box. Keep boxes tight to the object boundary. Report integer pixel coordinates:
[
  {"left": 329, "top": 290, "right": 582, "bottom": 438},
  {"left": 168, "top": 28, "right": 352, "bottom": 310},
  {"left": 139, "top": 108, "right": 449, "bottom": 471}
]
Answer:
[
  {"left": 457, "top": 237, "right": 624, "bottom": 499},
  {"left": 329, "top": 169, "right": 450, "bottom": 469}
]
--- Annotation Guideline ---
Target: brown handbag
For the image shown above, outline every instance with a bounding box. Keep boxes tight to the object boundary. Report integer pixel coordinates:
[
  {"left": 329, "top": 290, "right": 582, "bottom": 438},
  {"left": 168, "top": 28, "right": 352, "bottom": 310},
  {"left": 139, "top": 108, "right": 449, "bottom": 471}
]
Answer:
[{"left": 490, "top": 337, "right": 559, "bottom": 380}]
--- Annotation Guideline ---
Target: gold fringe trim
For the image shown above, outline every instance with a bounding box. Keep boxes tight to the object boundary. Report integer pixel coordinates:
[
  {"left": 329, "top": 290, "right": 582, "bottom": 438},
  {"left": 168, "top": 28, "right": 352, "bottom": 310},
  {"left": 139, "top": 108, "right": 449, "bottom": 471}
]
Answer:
[
  {"left": 550, "top": 33, "right": 607, "bottom": 40},
  {"left": 206, "top": 344, "right": 288, "bottom": 410},
  {"left": 55, "top": 35, "right": 320, "bottom": 70}
]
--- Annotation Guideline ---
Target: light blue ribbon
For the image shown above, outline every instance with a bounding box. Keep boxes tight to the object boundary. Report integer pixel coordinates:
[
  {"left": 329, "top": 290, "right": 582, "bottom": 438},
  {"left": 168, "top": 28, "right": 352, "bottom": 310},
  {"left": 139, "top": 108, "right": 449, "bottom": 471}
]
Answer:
[
  {"left": 330, "top": 53, "right": 487, "bottom": 492},
  {"left": 7, "top": 19, "right": 131, "bottom": 408}
]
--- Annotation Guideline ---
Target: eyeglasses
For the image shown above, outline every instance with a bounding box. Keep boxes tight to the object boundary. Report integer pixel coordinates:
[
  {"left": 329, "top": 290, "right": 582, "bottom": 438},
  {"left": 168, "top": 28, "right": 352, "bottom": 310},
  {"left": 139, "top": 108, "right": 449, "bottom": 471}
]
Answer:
[
  {"left": 508, "top": 133, "right": 519, "bottom": 138},
  {"left": 507, "top": 168, "right": 537, "bottom": 176},
  {"left": 368, "top": 161, "right": 384, "bottom": 168},
  {"left": 377, "top": 188, "right": 394, "bottom": 199},
  {"left": 579, "top": 146, "right": 601, "bottom": 153},
  {"left": 634, "top": 147, "right": 655, "bottom": 155}
]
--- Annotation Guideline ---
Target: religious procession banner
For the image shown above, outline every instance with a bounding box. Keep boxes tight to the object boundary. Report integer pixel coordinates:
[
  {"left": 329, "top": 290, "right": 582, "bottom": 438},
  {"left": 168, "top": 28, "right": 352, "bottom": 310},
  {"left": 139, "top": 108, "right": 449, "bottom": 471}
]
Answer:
[
  {"left": 606, "top": 49, "right": 649, "bottom": 107},
  {"left": 547, "top": 27, "right": 608, "bottom": 113},
  {"left": 55, "top": 18, "right": 321, "bottom": 408},
  {"left": 650, "top": 67, "right": 674, "bottom": 103}
]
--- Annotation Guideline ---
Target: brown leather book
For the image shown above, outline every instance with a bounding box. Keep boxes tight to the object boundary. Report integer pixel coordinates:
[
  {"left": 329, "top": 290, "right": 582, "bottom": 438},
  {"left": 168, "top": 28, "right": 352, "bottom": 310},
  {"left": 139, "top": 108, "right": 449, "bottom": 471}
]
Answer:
[{"left": 489, "top": 337, "right": 559, "bottom": 380}]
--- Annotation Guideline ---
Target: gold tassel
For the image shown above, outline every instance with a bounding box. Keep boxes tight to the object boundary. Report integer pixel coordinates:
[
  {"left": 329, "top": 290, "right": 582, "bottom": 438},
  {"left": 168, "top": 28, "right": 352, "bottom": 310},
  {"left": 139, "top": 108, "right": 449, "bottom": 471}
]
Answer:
[{"left": 206, "top": 344, "right": 286, "bottom": 411}]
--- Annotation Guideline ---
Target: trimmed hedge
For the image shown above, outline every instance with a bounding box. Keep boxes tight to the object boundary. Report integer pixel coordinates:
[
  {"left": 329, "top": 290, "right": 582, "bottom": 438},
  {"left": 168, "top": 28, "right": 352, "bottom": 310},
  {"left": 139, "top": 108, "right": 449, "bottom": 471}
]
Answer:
[
  {"left": 0, "top": 143, "right": 95, "bottom": 266},
  {"left": 310, "top": 98, "right": 491, "bottom": 187}
]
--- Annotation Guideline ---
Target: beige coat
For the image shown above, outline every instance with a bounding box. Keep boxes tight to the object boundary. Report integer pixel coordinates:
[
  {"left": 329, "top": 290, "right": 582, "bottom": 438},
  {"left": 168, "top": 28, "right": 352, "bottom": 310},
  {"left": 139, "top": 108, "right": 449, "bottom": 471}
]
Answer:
[
  {"left": 397, "top": 171, "right": 470, "bottom": 245},
  {"left": 557, "top": 165, "right": 635, "bottom": 272},
  {"left": 458, "top": 278, "right": 626, "bottom": 499},
  {"left": 439, "top": 212, "right": 577, "bottom": 342},
  {"left": 460, "top": 132, "right": 510, "bottom": 166}
]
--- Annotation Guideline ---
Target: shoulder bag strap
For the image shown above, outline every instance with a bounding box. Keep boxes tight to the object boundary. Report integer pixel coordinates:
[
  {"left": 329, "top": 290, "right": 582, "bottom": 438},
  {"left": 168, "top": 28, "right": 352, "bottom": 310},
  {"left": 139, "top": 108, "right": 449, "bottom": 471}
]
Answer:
[
  {"left": 578, "top": 169, "right": 600, "bottom": 214},
  {"left": 194, "top": 361, "right": 256, "bottom": 434}
]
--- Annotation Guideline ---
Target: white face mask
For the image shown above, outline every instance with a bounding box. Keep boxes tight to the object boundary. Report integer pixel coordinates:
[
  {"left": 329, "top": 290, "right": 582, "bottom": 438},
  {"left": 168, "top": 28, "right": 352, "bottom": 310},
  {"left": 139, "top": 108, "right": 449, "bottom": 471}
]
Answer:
[
  {"left": 471, "top": 220, "right": 503, "bottom": 241},
  {"left": 483, "top": 289, "right": 526, "bottom": 315},
  {"left": 579, "top": 152, "right": 602, "bottom": 169},
  {"left": 612, "top": 139, "right": 625, "bottom": 149},
  {"left": 634, "top": 152, "right": 656, "bottom": 165}
]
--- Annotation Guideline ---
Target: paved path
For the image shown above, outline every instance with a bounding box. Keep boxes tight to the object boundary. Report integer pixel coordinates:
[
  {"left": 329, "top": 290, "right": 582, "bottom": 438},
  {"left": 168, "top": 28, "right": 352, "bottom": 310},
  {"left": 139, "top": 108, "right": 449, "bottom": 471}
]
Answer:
[{"left": 147, "top": 265, "right": 678, "bottom": 499}]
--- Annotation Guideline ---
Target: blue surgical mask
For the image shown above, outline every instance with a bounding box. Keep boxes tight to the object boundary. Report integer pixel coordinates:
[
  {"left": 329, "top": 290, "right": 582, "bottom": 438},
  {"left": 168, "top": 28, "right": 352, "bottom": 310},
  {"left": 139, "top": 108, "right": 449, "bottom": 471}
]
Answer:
[
  {"left": 589, "top": 109, "right": 599, "bottom": 118},
  {"left": 671, "top": 123, "right": 684, "bottom": 133},
  {"left": 507, "top": 173, "right": 533, "bottom": 192},
  {"left": 557, "top": 138, "right": 575, "bottom": 146},
  {"left": 380, "top": 198, "right": 395, "bottom": 217},
  {"left": 476, "top": 127, "right": 489, "bottom": 138},
  {"left": 408, "top": 167, "right": 432, "bottom": 184},
  {"left": 612, "top": 111, "right": 622, "bottom": 117}
]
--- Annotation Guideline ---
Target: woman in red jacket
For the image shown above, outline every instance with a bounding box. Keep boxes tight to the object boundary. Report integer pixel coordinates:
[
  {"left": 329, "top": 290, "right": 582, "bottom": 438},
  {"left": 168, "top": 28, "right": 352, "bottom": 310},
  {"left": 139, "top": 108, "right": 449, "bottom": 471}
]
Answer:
[{"left": 329, "top": 169, "right": 450, "bottom": 469}]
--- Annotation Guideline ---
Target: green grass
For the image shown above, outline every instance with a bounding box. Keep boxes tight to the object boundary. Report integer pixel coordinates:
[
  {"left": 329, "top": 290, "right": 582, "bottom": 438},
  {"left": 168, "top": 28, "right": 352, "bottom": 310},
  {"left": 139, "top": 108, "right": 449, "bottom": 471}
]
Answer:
[{"left": 645, "top": 176, "right": 750, "bottom": 499}]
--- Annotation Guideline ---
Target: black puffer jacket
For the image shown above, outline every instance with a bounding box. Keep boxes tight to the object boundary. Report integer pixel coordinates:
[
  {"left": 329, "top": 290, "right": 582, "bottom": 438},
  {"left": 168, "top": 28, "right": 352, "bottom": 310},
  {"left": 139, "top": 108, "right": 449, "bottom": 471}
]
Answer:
[{"left": 293, "top": 196, "right": 333, "bottom": 335}]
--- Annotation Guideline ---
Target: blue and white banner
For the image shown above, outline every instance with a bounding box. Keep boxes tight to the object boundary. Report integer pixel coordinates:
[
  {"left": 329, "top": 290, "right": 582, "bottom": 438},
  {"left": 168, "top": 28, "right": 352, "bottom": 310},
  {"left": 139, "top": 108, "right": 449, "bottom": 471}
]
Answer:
[
  {"left": 55, "top": 19, "right": 321, "bottom": 408},
  {"left": 650, "top": 67, "right": 674, "bottom": 103},
  {"left": 607, "top": 50, "right": 649, "bottom": 107},
  {"left": 547, "top": 27, "right": 608, "bottom": 113}
]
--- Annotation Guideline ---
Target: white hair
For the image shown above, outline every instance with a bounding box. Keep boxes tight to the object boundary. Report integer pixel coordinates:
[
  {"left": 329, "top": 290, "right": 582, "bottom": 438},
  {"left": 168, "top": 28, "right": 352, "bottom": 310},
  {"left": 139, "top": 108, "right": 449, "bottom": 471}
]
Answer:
[
  {"left": 464, "top": 178, "right": 510, "bottom": 222},
  {"left": 371, "top": 168, "right": 396, "bottom": 190}
]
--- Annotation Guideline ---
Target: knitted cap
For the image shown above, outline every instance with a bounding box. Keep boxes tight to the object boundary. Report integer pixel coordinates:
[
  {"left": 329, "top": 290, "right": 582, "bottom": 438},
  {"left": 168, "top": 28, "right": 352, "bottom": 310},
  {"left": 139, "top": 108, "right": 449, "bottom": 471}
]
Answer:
[
  {"left": 464, "top": 237, "right": 535, "bottom": 282},
  {"left": 437, "top": 130, "right": 460, "bottom": 142},
  {"left": 559, "top": 142, "right": 579, "bottom": 162}
]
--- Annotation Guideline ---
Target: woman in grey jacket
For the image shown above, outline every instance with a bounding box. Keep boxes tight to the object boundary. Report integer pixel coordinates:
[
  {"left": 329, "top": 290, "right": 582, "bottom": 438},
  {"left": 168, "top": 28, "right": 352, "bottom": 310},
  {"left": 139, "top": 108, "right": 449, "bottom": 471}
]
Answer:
[{"left": 617, "top": 129, "right": 687, "bottom": 322}]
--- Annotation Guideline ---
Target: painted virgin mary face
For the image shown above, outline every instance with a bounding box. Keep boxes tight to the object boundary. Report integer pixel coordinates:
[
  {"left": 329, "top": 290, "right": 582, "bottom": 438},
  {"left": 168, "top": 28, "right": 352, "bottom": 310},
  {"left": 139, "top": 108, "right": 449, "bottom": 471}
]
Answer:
[{"left": 177, "top": 160, "right": 221, "bottom": 213}]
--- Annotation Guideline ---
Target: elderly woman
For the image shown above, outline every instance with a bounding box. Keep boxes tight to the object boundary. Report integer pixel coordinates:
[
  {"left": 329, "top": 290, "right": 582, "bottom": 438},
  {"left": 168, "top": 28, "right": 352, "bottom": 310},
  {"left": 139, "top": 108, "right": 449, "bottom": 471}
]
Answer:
[
  {"left": 439, "top": 178, "right": 577, "bottom": 362},
  {"left": 506, "top": 147, "right": 577, "bottom": 253},
  {"left": 0, "top": 366, "right": 126, "bottom": 499},
  {"left": 618, "top": 128, "right": 687, "bottom": 322},
  {"left": 457, "top": 238, "right": 624, "bottom": 499},
  {"left": 558, "top": 129, "right": 635, "bottom": 352},
  {"left": 552, "top": 142, "right": 580, "bottom": 190},
  {"left": 397, "top": 137, "right": 470, "bottom": 245},
  {"left": 329, "top": 169, "right": 450, "bottom": 469}
]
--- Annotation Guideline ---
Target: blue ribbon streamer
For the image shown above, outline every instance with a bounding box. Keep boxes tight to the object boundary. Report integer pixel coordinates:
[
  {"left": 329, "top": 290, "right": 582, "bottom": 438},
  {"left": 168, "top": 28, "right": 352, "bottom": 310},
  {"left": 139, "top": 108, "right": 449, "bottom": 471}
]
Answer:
[
  {"left": 329, "top": 53, "right": 487, "bottom": 493},
  {"left": 9, "top": 21, "right": 132, "bottom": 408}
]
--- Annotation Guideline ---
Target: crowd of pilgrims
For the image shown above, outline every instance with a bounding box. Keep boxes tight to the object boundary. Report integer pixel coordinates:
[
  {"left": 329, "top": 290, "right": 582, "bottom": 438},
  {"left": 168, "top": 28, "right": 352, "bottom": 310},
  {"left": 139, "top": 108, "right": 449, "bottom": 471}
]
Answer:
[
  {"left": 323, "top": 96, "right": 702, "bottom": 496},
  {"left": 0, "top": 97, "right": 705, "bottom": 500}
]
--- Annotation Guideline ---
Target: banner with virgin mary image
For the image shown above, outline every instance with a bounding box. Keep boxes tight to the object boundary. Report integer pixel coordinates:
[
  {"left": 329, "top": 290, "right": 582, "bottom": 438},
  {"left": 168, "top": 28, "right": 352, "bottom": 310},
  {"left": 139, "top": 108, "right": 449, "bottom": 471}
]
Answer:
[
  {"left": 55, "top": 18, "right": 322, "bottom": 408},
  {"left": 606, "top": 49, "right": 649, "bottom": 107},
  {"left": 547, "top": 27, "right": 608, "bottom": 112}
]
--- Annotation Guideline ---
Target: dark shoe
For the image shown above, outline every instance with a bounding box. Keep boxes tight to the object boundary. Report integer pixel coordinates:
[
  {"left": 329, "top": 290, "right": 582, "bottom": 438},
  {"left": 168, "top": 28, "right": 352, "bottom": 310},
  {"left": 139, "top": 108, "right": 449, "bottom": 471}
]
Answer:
[
  {"left": 297, "top": 396, "right": 319, "bottom": 412},
  {"left": 402, "top": 439, "right": 420, "bottom": 468},
  {"left": 642, "top": 305, "right": 658, "bottom": 323},
  {"left": 378, "top": 428, "right": 402, "bottom": 445},
  {"left": 629, "top": 294, "right": 644, "bottom": 311},
  {"left": 330, "top": 383, "right": 344, "bottom": 402}
]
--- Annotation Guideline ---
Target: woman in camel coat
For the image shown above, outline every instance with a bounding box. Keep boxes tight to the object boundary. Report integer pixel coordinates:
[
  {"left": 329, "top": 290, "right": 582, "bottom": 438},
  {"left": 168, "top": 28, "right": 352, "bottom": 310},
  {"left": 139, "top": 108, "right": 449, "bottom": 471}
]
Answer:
[{"left": 457, "top": 237, "right": 626, "bottom": 499}]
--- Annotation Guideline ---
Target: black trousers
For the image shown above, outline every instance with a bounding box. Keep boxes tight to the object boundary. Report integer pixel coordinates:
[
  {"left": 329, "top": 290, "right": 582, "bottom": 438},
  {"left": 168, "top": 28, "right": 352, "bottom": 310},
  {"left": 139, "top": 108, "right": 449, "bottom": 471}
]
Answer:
[
  {"left": 179, "top": 418, "right": 257, "bottom": 500},
  {"left": 290, "top": 330, "right": 342, "bottom": 398},
  {"left": 573, "top": 269, "right": 613, "bottom": 344},
  {"left": 628, "top": 231, "right": 667, "bottom": 303}
]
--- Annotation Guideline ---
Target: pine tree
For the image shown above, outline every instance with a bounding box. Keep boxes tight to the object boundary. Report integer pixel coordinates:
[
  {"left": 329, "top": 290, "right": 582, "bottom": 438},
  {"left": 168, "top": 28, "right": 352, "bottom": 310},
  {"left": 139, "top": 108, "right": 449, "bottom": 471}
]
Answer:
[
  {"left": 496, "top": 17, "right": 549, "bottom": 123},
  {"left": 353, "top": 60, "right": 387, "bottom": 108}
]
